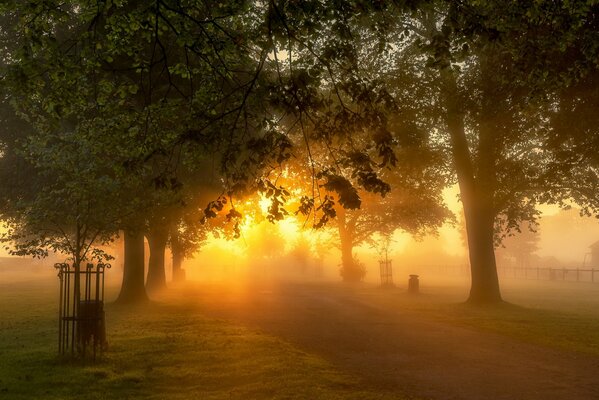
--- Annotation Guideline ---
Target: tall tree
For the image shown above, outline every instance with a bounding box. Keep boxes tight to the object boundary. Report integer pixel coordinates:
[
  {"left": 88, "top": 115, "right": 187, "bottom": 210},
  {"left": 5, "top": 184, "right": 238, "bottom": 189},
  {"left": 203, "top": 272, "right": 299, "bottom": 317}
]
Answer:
[
  {"left": 404, "top": 1, "right": 599, "bottom": 302},
  {"left": 145, "top": 212, "right": 170, "bottom": 293},
  {"left": 0, "top": 1, "right": 278, "bottom": 303},
  {"left": 334, "top": 179, "right": 450, "bottom": 282},
  {"left": 117, "top": 229, "right": 148, "bottom": 303},
  {"left": 9, "top": 0, "right": 598, "bottom": 306}
]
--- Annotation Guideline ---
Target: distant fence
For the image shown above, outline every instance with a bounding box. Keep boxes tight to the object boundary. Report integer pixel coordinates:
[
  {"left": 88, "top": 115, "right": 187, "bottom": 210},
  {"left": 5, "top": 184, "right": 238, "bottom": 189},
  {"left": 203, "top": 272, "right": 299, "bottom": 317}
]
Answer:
[
  {"left": 395, "top": 264, "right": 599, "bottom": 284},
  {"left": 391, "top": 263, "right": 599, "bottom": 284},
  {"left": 498, "top": 266, "right": 599, "bottom": 283},
  {"left": 395, "top": 264, "right": 470, "bottom": 277}
]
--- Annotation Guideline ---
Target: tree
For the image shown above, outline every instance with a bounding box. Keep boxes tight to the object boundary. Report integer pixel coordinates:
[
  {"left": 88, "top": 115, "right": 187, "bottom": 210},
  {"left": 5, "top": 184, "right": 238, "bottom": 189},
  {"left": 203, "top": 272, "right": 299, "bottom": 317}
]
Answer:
[
  {"left": 0, "top": 118, "right": 124, "bottom": 285},
  {"left": 168, "top": 204, "right": 210, "bottom": 283},
  {"left": 442, "top": 1, "right": 599, "bottom": 302},
  {"left": 334, "top": 183, "right": 449, "bottom": 281},
  {"left": 346, "top": 2, "right": 599, "bottom": 303},
  {"left": 244, "top": 220, "right": 286, "bottom": 261},
  {"left": 144, "top": 154, "right": 217, "bottom": 291},
  {"left": 118, "top": 229, "right": 148, "bottom": 304},
  {"left": 495, "top": 223, "right": 540, "bottom": 268},
  {"left": 0, "top": 1, "right": 278, "bottom": 304},
  {"left": 289, "top": 234, "right": 312, "bottom": 273},
  {"left": 8, "top": 0, "right": 598, "bottom": 306},
  {"left": 145, "top": 211, "right": 170, "bottom": 293}
]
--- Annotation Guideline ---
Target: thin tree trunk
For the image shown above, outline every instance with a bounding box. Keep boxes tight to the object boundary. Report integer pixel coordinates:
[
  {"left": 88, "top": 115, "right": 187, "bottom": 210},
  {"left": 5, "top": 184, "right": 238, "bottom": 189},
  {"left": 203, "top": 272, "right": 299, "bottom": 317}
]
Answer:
[
  {"left": 116, "top": 229, "right": 148, "bottom": 304},
  {"left": 172, "top": 250, "right": 184, "bottom": 282},
  {"left": 170, "top": 227, "right": 185, "bottom": 282},
  {"left": 145, "top": 227, "right": 168, "bottom": 293}
]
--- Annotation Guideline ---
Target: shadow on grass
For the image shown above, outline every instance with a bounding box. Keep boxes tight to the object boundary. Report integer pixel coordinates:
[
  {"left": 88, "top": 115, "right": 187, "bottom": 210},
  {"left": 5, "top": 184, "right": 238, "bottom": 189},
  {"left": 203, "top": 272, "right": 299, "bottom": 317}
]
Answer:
[
  {"left": 1, "top": 287, "right": 410, "bottom": 400},
  {"left": 428, "top": 299, "right": 599, "bottom": 356}
]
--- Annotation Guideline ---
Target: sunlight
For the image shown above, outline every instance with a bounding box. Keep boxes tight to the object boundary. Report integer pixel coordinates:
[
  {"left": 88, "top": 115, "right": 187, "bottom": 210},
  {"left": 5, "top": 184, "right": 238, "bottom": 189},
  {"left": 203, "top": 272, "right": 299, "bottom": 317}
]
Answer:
[
  {"left": 278, "top": 218, "right": 300, "bottom": 246},
  {"left": 258, "top": 196, "right": 270, "bottom": 215}
]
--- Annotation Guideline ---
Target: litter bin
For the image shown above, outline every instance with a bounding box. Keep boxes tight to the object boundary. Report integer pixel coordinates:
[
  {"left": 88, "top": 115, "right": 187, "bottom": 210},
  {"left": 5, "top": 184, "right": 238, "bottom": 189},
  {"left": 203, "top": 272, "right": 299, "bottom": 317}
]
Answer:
[{"left": 408, "top": 274, "right": 419, "bottom": 294}]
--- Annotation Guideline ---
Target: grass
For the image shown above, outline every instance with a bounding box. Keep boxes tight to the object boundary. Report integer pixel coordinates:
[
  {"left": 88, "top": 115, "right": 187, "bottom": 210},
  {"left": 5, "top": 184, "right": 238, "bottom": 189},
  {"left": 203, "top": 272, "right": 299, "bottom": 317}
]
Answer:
[
  {"left": 450, "top": 280, "right": 599, "bottom": 356},
  {"left": 353, "top": 278, "right": 599, "bottom": 357},
  {"left": 0, "top": 279, "right": 408, "bottom": 400},
  {"left": 415, "top": 300, "right": 599, "bottom": 356},
  {"left": 4, "top": 272, "right": 599, "bottom": 399}
]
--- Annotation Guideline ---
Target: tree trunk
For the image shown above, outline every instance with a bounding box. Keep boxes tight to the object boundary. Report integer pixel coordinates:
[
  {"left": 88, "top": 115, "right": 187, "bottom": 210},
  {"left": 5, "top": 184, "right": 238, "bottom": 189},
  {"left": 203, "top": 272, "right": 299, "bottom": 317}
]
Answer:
[
  {"left": 442, "top": 69, "right": 502, "bottom": 304},
  {"left": 116, "top": 229, "right": 148, "bottom": 304},
  {"left": 170, "top": 227, "right": 185, "bottom": 282},
  {"left": 145, "top": 226, "right": 168, "bottom": 293},
  {"left": 340, "top": 230, "right": 356, "bottom": 279},
  {"left": 172, "top": 250, "right": 185, "bottom": 282},
  {"left": 338, "top": 208, "right": 363, "bottom": 282},
  {"left": 462, "top": 198, "right": 502, "bottom": 303}
]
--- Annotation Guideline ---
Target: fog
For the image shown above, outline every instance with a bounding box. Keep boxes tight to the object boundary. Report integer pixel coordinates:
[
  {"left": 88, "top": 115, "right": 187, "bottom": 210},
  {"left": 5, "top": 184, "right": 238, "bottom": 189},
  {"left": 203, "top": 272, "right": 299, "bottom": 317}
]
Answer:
[
  {"left": 3, "top": 201, "right": 599, "bottom": 400},
  {"left": 2, "top": 204, "right": 598, "bottom": 292},
  {"left": 132, "top": 206, "right": 599, "bottom": 289}
]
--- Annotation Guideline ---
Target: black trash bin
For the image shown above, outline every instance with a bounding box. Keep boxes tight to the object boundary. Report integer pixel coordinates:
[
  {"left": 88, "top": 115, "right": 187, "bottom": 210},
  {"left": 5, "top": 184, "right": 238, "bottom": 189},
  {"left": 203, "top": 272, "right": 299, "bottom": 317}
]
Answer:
[{"left": 408, "top": 274, "right": 419, "bottom": 294}]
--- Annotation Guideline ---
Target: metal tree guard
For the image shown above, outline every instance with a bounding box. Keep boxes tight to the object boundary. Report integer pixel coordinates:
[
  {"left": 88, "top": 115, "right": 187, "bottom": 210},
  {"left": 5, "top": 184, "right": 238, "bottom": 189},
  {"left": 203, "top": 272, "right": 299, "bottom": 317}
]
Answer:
[
  {"left": 378, "top": 236, "right": 394, "bottom": 287},
  {"left": 379, "top": 259, "right": 393, "bottom": 287},
  {"left": 55, "top": 262, "right": 110, "bottom": 359}
]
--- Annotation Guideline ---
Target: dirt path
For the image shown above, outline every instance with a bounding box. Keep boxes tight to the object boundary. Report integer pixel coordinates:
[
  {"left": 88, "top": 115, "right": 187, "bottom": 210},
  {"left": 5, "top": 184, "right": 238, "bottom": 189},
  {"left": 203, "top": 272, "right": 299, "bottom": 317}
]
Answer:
[{"left": 187, "top": 282, "right": 599, "bottom": 400}]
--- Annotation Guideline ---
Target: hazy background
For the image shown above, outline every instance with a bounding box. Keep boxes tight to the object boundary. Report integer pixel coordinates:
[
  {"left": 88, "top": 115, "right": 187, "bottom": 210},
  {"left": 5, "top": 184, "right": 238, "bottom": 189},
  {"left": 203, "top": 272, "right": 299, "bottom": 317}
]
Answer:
[{"left": 2, "top": 186, "right": 598, "bottom": 290}]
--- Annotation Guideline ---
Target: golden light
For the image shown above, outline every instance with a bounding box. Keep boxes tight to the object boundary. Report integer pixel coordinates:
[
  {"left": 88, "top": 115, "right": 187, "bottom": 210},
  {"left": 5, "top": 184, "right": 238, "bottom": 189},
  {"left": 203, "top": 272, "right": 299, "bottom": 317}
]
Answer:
[{"left": 258, "top": 196, "right": 271, "bottom": 215}]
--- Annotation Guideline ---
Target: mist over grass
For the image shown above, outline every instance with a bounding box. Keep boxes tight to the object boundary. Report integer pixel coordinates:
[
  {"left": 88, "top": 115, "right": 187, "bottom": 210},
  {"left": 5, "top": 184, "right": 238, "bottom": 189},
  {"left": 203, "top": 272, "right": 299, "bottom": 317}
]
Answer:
[
  {"left": 3, "top": 257, "right": 599, "bottom": 399},
  {"left": 0, "top": 279, "right": 407, "bottom": 400}
]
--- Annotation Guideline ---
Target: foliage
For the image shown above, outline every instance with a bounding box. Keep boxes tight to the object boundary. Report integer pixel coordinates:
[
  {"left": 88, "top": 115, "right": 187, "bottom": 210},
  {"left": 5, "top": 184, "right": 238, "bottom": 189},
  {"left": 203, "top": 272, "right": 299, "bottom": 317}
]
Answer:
[
  {"left": 289, "top": 233, "right": 312, "bottom": 267},
  {"left": 0, "top": 122, "right": 129, "bottom": 264},
  {"left": 439, "top": 0, "right": 599, "bottom": 224},
  {"left": 243, "top": 220, "right": 286, "bottom": 260},
  {"left": 0, "top": 0, "right": 431, "bottom": 265},
  {"left": 495, "top": 222, "right": 540, "bottom": 268},
  {"left": 2, "top": 1, "right": 599, "bottom": 302}
]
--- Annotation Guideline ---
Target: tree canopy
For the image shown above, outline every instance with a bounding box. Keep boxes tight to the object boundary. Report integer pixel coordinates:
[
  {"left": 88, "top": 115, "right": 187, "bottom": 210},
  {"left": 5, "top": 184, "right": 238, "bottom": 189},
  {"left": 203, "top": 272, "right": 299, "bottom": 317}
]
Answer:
[{"left": 1, "top": 0, "right": 599, "bottom": 304}]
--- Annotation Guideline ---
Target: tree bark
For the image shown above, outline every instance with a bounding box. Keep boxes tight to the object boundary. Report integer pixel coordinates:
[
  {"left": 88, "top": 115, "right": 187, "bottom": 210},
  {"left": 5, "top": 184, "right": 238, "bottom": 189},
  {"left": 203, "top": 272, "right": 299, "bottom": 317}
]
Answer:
[
  {"left": 146, "top": 214, "right": 168, "bottom": 292},
  {"left": 442, "top": 69, "right": 502, "bottom": 304},
  {"left": 462, "top": 196, "right": 502, "bottom": 303},
  {"left": 338, "top": 207, "right": 363, "bottom": 282},
  {"left": 170, "top": 226, "right": 186, "bottom": 282},
  {"left": 145, "top": 225, "right": 168, "bottom": 293},
  {"left": 116, "top": 229, "right": 148, "bottom": 304}
]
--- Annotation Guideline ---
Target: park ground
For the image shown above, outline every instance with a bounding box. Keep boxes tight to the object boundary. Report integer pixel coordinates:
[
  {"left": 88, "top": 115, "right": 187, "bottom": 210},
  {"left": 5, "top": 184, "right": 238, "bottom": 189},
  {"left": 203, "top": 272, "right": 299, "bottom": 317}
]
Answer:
[{"left": 1, "top": 268, "right": 599, "bottom": 399}]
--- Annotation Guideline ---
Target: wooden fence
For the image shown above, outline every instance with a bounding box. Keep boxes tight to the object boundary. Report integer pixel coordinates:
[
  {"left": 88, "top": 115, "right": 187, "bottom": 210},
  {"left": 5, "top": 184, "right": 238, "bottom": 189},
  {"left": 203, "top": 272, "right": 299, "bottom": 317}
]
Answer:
[{"left": 498, "top": 266, "right": 599, "bottom": 283}]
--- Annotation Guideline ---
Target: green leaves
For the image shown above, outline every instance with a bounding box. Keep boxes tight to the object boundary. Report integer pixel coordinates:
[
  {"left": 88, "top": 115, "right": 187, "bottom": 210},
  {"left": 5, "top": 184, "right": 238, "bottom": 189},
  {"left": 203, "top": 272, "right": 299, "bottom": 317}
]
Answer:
[
  {"left": 203, "top": 196, "right": 228, "bottom": 220},
  {"left": 319, "top": 173, "right": 361, "bottom": 210},
  {"left": 257, "top": 179, "right": 290, "bottom": 223}
]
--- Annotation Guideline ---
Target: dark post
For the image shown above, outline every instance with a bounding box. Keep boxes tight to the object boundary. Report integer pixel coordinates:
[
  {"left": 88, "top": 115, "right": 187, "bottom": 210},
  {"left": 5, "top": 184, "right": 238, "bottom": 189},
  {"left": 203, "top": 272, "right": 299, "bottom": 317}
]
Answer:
[{"left": 408, "top": 275, "right": 419, "bottom": 294}]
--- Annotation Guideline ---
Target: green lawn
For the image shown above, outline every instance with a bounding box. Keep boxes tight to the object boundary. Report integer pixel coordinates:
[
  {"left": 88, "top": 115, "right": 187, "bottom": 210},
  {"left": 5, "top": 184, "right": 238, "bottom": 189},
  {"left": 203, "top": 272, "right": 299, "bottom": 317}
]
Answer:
[
  {"left": 0, "top": 279, "right": 405, "bottom": 400},
  {"left": 457, "top": 280, "right": 599, "bottom": 356},
  {"left": 358, "top": 278, "right": 599, "bottom": 357},
  {"left": 3, "top": 274, "right": 599, "bottom": 399}
]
